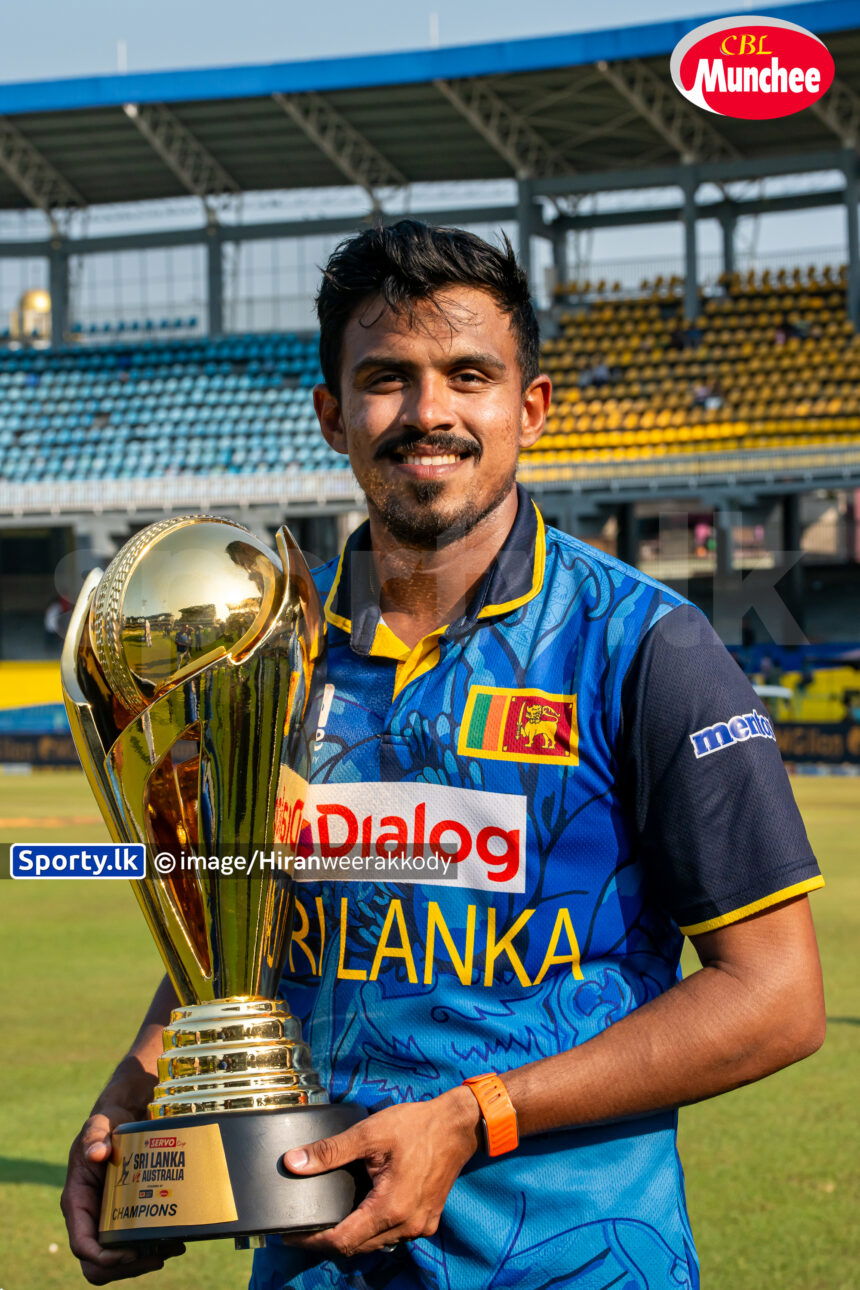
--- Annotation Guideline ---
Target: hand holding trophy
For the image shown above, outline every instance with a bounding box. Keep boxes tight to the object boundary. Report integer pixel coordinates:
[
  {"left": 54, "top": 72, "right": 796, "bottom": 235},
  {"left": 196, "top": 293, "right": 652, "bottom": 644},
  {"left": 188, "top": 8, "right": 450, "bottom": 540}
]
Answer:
[{"left": 61, "top": 515, "right": 365, "bottom": 1251}]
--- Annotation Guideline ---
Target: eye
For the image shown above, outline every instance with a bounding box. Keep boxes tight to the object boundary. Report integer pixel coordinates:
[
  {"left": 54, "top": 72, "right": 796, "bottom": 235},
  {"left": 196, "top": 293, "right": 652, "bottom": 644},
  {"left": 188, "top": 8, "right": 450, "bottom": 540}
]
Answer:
[
  {"left": 368, "top": 371, "right": 406, "bottom": 389},
  {"left": 452, "top": 370, "right": 486, "bottom": 384}
]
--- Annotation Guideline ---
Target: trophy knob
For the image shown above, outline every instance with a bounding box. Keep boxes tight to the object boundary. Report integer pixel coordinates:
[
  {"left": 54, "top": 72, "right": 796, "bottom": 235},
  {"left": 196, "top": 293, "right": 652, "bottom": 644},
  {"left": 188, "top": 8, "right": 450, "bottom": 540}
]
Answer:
[
  {"left": 90, "top": 513, "right": 286, "bottom": 717},
  {"left": 89, "top": 515, "right": 284, "bottom": 716}
]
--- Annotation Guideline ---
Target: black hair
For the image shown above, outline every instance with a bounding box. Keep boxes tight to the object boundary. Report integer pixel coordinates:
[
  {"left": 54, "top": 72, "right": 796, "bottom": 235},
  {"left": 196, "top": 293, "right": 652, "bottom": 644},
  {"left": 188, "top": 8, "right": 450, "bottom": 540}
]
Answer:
[{"left": 315, "top": 219, "right": 540, "bottom": 396}]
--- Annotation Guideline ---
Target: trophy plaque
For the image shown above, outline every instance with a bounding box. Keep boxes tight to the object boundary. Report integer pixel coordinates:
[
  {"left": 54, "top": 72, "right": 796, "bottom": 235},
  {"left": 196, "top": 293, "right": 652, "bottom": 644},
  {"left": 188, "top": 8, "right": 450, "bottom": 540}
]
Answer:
[{"left": 61, "top": 515, "right": 365, "bottom": 1249}]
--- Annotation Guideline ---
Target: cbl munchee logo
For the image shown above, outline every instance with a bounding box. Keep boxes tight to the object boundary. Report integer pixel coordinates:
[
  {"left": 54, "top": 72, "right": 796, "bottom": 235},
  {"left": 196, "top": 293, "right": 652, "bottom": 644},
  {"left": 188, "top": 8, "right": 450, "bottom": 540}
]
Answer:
[{"left": 670, "top": 14, "right": 834, "bottom": 120}]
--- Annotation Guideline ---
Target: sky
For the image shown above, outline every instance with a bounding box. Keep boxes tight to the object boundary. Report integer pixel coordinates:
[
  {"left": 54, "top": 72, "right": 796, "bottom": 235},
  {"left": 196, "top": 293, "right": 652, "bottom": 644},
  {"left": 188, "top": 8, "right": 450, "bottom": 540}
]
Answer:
[
  {"left": 0, "top": 0, "right": 790, "bottom": 81},
  {"left": 0, "top": 0, "right": 846, "bottom": 320}
]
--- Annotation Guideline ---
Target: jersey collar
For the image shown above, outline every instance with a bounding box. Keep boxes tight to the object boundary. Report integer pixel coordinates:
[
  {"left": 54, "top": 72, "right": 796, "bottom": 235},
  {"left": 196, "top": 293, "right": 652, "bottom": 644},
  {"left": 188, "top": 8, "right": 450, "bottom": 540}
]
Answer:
[{"left": 323, "top": 484, "right": 546, "bottom": 657}]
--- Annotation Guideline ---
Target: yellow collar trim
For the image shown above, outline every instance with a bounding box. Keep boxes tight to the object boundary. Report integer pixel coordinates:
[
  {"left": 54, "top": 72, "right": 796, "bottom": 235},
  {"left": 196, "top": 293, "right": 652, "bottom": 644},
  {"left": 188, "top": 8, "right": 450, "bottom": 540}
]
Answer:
[
  {"left": 323, "top": 542, "right": 352, "bottom": 634},
  {"left": 476, "top": 504, "right": 546, "bottom": 619}
]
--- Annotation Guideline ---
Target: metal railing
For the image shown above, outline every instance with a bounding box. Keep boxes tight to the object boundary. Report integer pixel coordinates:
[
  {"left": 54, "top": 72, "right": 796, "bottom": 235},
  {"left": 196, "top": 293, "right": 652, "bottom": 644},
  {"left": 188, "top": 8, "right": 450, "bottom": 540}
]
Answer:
[
  {"left": 518, "top": 443, "right": 860, "bottom": 492},
  {"left": 1, "top": 443, "right": 858, "bottom": 518}
]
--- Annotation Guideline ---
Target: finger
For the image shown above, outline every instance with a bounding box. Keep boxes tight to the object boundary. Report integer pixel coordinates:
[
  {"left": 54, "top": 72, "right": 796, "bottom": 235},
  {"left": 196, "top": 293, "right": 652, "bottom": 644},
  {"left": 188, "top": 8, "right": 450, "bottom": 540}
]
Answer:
[
  {"left": 283, "top": 1123, "right": 368, "bottom": 1176},
  {"left": 81, "top": 1114, "right": 115, "bottom": 1162},
  {"left": 63, "top": 1180, "right": 126, "bottom": 1267},
  {"left": 282, "top": 1191, "right": 397, "bottom": 1257},
  {"left": 80, "top": 1250, "right": 182, "bottom": 1285}
]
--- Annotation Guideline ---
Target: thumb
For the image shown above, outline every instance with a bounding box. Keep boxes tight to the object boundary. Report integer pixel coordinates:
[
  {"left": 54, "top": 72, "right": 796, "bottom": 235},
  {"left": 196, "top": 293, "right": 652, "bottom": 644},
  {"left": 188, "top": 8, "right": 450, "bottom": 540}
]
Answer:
[
  {"left": 283, "top": 1125, "right": 365, "bottom": 1176},
  {"left": 82, "top": 1113, "right": 115, "bottom": 1162}
]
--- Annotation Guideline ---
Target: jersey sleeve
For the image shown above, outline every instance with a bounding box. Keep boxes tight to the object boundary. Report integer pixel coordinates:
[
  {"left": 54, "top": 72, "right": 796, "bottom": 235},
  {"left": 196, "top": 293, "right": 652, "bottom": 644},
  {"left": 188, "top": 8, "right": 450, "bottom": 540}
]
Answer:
[{"left": 620, "top": 603, "right": 823, "bottom": 936}]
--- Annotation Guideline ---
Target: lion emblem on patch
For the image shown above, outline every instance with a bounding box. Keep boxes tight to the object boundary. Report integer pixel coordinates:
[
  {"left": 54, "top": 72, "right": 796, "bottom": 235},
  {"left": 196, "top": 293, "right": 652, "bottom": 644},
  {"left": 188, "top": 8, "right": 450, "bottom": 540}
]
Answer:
[{"left": 517, "top": 702, "right": 560, "bottom": 750}]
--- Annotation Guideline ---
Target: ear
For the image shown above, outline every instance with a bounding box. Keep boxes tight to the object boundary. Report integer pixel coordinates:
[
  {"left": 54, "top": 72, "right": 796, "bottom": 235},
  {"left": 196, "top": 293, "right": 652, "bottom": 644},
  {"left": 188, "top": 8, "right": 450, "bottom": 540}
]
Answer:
[
  {"left": 519, "top": 373, "right": 552, "bottom": 450},
  {"left": 313, "top": 385, "right": 348, "bottom": 455}
]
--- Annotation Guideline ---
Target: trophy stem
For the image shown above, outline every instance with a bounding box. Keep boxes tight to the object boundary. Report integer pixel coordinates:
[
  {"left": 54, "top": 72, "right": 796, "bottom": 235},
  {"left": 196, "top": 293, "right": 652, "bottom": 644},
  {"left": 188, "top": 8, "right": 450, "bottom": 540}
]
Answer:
[{"left": 150, "top": 997, "right": 327, "bottom": 1118}]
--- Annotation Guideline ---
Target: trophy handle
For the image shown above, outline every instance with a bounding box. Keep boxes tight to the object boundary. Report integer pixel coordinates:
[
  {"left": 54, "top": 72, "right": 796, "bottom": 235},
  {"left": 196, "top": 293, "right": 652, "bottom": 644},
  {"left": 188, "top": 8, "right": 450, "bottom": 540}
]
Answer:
[{"left": 61, "top": 570, "right": 128, "bottom": 843}]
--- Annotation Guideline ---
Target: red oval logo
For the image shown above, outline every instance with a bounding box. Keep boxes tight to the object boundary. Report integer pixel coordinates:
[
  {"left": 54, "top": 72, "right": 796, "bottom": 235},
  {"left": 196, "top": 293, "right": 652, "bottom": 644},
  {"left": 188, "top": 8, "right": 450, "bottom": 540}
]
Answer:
[{"left": 670, "top": 15, "right": 834, "bottom": 120}]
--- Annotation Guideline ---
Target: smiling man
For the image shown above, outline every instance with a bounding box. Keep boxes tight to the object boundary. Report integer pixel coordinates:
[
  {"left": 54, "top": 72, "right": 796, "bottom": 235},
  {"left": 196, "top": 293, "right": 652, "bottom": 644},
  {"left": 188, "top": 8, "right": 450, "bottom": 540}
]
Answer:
[{"left": 63, "top": 221, "right": 825, "bottom": 1290}]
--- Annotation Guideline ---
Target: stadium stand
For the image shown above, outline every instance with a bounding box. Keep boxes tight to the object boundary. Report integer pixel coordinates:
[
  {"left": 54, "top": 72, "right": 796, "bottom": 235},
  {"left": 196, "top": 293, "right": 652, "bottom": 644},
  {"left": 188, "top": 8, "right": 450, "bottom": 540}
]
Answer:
[
  {"left": 1, "top": 264, "right": 857, "bottom": 485},
  {"left": 534, "top": 264, "right": 860, "bottom": 465},
  {"left": 0, "top": 0, "right": 856, "bottom": 722},
  {"left": 0, "top": 333, "right": 349, "bottom": 483}
]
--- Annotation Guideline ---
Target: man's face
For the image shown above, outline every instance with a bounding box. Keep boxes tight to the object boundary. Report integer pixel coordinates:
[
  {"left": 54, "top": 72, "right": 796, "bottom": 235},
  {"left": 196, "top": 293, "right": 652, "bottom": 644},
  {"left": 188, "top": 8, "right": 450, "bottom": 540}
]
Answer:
[{"left": 314, "top": 286, "right": 550, "bottom": 547}]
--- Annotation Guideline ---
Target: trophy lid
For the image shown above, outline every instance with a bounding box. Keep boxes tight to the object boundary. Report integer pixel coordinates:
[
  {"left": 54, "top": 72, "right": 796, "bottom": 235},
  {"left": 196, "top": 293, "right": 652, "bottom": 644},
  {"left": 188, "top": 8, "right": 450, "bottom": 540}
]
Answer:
[{"left": 89, "top": 515, "right": 284, "bottom": 715}]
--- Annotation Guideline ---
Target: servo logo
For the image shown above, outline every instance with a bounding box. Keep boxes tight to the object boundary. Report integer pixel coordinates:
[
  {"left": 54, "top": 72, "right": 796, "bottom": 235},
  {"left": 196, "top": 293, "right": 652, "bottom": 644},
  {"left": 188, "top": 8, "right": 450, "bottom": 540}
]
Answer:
[{"left": 670, "top": 15, "right": 834, "bottom": 120}]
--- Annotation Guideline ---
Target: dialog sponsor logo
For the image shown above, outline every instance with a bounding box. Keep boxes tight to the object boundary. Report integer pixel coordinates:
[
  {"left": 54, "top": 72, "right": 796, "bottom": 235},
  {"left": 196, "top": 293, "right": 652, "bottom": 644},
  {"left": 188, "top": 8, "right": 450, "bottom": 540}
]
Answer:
[
  {"left": 278, "top": 781, "right": 527, "bottom": 893},
  {"left": 670, "top": 15, "right": 834, "bottom": 119}
]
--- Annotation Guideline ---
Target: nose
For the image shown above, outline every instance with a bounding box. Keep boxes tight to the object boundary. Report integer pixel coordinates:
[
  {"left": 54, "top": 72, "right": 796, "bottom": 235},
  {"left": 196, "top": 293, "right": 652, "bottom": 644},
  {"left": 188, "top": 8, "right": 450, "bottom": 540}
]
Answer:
[{"left": 400, "top": 372, "right": 456, "bottom": 434}]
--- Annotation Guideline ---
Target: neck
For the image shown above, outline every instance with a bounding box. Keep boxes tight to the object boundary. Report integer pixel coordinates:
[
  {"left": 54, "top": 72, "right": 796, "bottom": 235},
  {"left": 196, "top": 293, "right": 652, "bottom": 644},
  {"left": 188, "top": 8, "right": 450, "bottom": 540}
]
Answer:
[{"left": 367, "top": 488, "right": 519, "bottom": 648}]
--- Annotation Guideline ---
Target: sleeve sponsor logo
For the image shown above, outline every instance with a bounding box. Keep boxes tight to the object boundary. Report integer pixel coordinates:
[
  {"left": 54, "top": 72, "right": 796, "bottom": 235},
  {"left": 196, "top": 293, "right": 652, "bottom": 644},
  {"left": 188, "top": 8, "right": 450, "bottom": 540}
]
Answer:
[
  {"left": 690, "top": 710, "right": 776, "bottom": 759},
  {"left": 458, "top": 686, "right": 578, "bottom": 766},
  {"left": 670, "top": 16, "right": 834, "bottom": 120}
]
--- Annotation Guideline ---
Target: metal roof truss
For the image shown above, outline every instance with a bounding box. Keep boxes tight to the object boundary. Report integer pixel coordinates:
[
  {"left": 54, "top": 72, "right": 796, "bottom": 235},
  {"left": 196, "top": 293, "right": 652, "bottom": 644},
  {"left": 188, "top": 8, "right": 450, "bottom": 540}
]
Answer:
[
  {"left": 595, "top": 59, "right": 740, "bottom": 165},
  {"left": 123, "top": 101, "right": 241, "bottom": 216},
  {"left": 0, "top": 116, "right": 84, "bottom": 231},
  {"left": 434, "top": 77, "right": 573, "bottom": 179},
  {"left": 811, "top": 75, "right": 860, "bottom": 147},
  {"left": 272, "top": 91, "right": 407, "bottom": 205}
]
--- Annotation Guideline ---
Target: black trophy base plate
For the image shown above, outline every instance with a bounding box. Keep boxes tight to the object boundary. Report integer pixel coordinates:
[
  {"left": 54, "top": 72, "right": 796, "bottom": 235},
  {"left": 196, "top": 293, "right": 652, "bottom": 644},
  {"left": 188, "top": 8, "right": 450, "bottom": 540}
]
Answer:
[{"left": 99, "top": 1104, "right": 367, "bottom": 1246}]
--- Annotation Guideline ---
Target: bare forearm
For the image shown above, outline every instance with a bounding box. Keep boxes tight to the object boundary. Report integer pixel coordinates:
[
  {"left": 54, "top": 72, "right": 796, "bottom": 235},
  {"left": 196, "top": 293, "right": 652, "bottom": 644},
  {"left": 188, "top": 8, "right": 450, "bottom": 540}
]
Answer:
[
  {"left": 504, "top": 968, "right": 804, "bottom": 1136},
  {"left": 504, "top": 903, "right": 824, "bottom": 1137},
  {"left": 95, "top": 973, "right": 178, "bottom": 1113}
]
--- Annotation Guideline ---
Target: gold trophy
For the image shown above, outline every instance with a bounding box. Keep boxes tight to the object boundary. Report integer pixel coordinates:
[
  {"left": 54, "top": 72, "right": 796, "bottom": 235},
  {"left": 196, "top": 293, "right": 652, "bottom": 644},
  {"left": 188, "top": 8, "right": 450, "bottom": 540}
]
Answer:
[{"left": 61, "top": 515, "right": 365, "bottom": 1249}]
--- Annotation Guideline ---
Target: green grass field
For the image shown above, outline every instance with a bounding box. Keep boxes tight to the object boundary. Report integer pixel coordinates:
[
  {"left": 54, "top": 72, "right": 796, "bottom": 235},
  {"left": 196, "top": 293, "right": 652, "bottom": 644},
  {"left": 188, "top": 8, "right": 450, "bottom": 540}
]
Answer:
[{"left": 1, "top": 771, "right": 857, "bottom": 1290}]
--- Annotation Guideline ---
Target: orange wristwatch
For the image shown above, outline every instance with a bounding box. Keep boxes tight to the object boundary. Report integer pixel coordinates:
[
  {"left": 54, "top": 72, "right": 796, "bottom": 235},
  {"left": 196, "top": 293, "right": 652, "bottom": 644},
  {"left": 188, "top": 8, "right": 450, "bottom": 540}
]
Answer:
[{"left": 463, "top": 1073, "right": 519, "bottom": 1157}]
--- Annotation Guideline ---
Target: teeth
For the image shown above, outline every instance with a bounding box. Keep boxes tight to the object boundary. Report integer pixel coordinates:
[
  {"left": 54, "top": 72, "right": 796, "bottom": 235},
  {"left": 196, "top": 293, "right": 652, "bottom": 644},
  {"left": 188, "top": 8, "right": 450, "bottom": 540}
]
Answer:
[{"left": 401, "top": 454, "right": 460, "bottom": 466}]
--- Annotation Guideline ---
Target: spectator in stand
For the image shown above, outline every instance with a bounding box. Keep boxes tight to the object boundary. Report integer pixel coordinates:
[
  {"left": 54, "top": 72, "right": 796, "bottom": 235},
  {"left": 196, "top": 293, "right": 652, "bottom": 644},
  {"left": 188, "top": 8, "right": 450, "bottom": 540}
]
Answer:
[
  {"left": 578, "top": 354, "right": 611, "bottom": 388},
  {"left": 759, "top": 655, "right": 779, "bottom": 687},
  {"left": 690, "top": 378, "right": 723, "bottom": 410},
  {"left": 775, "top": 314, "right": 799, "bottom": 345},
  {"left": 692, "top": 379, "right": 712, "bottom": 408}
]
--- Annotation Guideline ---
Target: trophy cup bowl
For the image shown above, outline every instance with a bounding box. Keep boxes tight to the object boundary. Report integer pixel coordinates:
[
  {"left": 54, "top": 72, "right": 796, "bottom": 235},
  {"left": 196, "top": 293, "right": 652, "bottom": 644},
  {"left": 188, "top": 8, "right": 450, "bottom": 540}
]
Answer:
[{"left": 61, "top": 515, "right": 366, "bottom": 1249}]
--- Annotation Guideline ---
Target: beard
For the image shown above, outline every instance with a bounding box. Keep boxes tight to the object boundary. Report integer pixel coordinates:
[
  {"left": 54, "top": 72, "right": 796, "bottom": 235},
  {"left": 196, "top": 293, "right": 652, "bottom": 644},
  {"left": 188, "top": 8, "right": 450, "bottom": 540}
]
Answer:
[{"left": 369, "top": 469, "right": 516, "bottom": 549}]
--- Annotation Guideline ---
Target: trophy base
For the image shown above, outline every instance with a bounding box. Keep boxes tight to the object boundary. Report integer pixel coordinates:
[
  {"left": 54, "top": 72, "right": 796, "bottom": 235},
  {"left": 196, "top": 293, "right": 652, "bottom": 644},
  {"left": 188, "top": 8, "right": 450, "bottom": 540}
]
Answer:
[{"left": 99, "top": 1103, "right": 367, "bottom": 1247}]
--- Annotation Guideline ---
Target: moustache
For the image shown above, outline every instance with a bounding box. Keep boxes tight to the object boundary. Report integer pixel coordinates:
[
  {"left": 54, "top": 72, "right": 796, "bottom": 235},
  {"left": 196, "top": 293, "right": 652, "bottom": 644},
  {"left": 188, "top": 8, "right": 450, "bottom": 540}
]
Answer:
[{"left": 375, "top": 433, "right": 481, "bottom": 462}]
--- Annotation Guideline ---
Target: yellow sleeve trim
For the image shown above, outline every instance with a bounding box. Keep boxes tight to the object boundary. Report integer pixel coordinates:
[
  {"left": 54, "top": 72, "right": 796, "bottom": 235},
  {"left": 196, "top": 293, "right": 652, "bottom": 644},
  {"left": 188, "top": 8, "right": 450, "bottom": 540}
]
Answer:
[{"left": 679, "top": 875, "right": 825, "bottom": 937}]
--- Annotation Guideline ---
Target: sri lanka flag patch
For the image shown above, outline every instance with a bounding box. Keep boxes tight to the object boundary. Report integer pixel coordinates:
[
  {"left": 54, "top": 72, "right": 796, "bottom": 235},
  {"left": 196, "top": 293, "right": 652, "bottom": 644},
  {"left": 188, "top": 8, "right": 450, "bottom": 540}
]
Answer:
[{"left": 458, "top": 686, "right": 578, "bottom": 766}]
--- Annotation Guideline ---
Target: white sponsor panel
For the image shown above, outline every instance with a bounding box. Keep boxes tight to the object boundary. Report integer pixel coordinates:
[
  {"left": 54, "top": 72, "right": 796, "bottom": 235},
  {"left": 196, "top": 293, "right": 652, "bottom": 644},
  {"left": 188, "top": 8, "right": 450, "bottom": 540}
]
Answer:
[{"left": 277, "top": 779, "right": 527, "bottom": 893}]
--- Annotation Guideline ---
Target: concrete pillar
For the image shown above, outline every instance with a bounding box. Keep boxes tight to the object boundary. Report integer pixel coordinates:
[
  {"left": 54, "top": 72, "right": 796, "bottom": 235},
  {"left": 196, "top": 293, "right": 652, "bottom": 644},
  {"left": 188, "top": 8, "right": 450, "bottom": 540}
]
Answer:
[
  {"left": 517, "top": 178, "right": 536, "bottom": 291},
  {"left": 551, "top": 225, "right": 569, "bottom": 295},
  {"left": 681, "top": 170, "right": 699, "bottom": 321},
  {"left": 781, "top": 491, "right": 806, "bottom": 633},
  {"left": 843, "top": 149, "right": 860, "bottom": 331},
  {"left": 719, "top": 212, "right": 736, "bottom": 280},
  {"left": 849, "top": 489, "right": 860, "bottom": 563},
  {"left": 207, "top": 226, "right": 224, "bottom": 337},
  {"left": 714, "top": 505, "right": 734, "bottom": 578},
  {"left": 617, "top": 502, "right": 638, "bottom": 568},
  {"left": 49, "top": 239, "right": 69, "bottom": 347}
]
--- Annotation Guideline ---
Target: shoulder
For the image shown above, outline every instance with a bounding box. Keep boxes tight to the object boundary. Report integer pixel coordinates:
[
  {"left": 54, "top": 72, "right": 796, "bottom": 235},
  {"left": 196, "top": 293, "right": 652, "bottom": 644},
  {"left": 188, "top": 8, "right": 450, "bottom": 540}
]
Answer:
[{"left": 543, "top": 522, "right": 690, "bottom": 609}]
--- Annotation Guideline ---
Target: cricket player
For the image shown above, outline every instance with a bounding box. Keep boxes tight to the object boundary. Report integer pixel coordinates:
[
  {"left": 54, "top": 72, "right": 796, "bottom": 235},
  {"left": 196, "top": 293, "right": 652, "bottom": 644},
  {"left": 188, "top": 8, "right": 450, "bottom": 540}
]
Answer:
[{"left": 63, "top": 221, "right": 824, "bottom": 1289}]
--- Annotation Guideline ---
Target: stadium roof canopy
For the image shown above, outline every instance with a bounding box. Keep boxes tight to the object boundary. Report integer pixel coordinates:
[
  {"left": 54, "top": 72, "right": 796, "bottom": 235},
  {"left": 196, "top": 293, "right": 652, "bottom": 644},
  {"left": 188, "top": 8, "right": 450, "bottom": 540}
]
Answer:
[{"left": 0, "top": 0, "right": 857, "bottom": 214}]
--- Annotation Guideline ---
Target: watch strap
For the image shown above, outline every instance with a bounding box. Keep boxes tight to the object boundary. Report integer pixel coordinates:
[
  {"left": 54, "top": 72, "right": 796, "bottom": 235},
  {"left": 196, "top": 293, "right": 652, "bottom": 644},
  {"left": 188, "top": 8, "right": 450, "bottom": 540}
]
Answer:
[{"left": 463, "top": 1073, "right": 519, "bottom": 1157}]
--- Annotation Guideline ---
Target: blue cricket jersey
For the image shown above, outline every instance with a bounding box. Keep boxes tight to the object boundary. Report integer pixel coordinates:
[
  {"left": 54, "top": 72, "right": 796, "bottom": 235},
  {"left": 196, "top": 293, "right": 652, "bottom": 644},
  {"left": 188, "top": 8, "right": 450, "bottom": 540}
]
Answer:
[{"left": 251, "top": 485, "right": 821, "bottom": 1290}]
